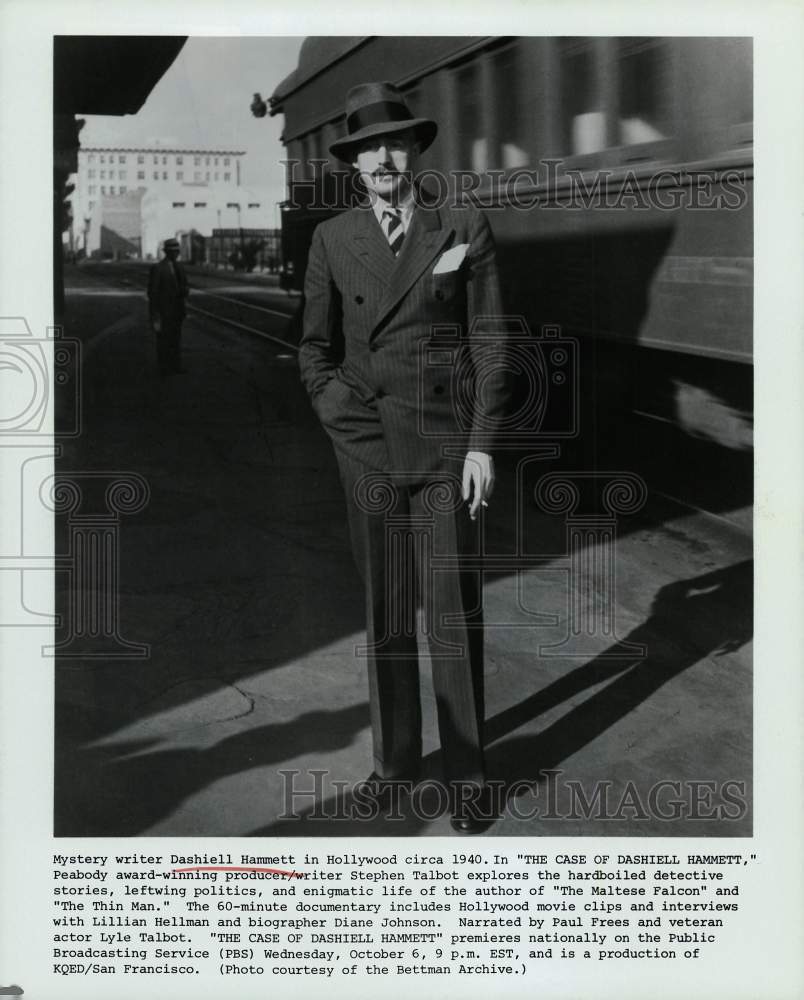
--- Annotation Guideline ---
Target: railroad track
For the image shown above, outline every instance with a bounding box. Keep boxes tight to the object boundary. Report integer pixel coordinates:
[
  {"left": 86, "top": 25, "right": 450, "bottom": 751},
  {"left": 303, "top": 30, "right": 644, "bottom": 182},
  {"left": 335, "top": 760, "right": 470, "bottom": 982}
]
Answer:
[
  {"left": 187, "top": 289, "right": 299, "bottom": 353},
  {"left": 83, "top": 262, "right": 301, "bottom": 353}
]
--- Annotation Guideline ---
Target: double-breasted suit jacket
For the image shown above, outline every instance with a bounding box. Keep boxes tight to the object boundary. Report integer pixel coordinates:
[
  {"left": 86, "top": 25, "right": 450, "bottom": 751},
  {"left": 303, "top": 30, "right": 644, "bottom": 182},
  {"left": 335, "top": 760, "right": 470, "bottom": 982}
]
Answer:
[
  {"left": 299, "top": 190, "right": 508, "bottom": 480},
  {"left": 299, "top": 189, "right": 509, "bottom": 785}
]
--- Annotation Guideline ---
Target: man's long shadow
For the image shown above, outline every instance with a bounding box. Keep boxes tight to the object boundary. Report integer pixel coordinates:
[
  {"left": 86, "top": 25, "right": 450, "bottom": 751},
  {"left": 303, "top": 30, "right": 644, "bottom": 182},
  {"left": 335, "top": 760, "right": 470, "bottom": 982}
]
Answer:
[
  {"left": 251, "top": 558, "right": 752, "bottom": 836},
  {"left": 55, "top": 703, "right": 369, "bottom": 837}
]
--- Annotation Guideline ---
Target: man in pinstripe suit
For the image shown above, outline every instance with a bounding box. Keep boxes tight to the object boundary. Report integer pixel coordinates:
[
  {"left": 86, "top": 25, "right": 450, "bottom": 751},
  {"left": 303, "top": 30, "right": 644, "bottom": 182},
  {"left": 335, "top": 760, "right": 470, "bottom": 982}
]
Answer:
[{"left": 299, "top": 82, "right": 509, "bottom": 833}]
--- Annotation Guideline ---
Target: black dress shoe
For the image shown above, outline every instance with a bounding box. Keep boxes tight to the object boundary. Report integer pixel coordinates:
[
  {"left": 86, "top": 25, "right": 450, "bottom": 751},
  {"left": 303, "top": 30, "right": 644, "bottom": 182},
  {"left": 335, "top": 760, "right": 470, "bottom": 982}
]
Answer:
[{"left": 450, "top": 784, "right": 497, "bottom": 835}]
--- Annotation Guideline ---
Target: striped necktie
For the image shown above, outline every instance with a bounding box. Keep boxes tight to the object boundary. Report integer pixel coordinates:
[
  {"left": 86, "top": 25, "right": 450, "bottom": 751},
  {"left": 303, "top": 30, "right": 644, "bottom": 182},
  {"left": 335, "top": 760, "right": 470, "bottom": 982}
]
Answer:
[{"left": 381, "top": 207, "right": 405, "bottom": 256}]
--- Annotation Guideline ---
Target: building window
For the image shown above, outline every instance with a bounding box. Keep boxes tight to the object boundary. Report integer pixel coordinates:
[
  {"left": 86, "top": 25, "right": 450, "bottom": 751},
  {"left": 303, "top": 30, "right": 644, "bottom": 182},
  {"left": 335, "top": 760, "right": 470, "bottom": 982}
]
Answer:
[
  {"left": 100, "top": 154, "right": 105, "bottom": 163},
  {"left": 176, "top": 155, "right": 183, "bottom": 165},
  {"left": 137, "top": 171, "right": 145, "bottom": 180},
  {"left": 88, "top": 170, "right": 95, "bottom": 179},
  {"left": 194, "top": 202, "right": 207, "bottom": 208},
  {"left": 162, "top": 155, "right": 167, "bottom": 165},
  {"left": 248, "top": 202, "right": 260, "bottom": 208},
  {"left": 100, "top": 170, "right": 106, "bottom": 179},
  {"left": 101, "top": 186, "right": 106, "bottom": 195},
  {"left": 176, "top": 171, "right": 184, "bottom": 181},
  {"left": 119, "top": 155, "right": 127, "bottom": 163},
  {"left": 224, "top": 172, "right": 230, "bottom": 182},
  {"left": 89, "top": 201, "right": 95, "bottom": 211},
  {"left": 224, "top": 157, "right": 230, "bottom": 166},
  {"left": 88, "top": 185, "right": 96, "bottom": 195},
  {"left": 226, "top": 202, "right": 239, "bottom": 209},
  {"left": 120, "top": 186, "right": 127, "bottom": 194},
  {"left": 163, "top": 171, "right": 168, "bottom": 180},
  {"left": 172, "top": 201, "right": 186, "bottom": 208},
  {"left": 194, "top": 156, "right": 201, "bottom": 166},
  {"left": 205, "top": 172, "right": 210, "bottom": 181},
  {"left": 138, "top": 154, "right": 144, "bottom": 164},
  {"left": 119, "top": 170, "right": 126, "bottom": 180},
  {"left": 109, "top": 185, "right": 115, "bottom": 195},
  {"left": 205, "top": 156, "right": 210, "bottom": 165},
  {"left": 153, "top": 171, "right": 159, "bottom": 180},
  {"left": 194, "top": 171, "right": 202, "bottom": 182},
  {"left": 88, "top": 154, "right": 95, "bottom": 163}
]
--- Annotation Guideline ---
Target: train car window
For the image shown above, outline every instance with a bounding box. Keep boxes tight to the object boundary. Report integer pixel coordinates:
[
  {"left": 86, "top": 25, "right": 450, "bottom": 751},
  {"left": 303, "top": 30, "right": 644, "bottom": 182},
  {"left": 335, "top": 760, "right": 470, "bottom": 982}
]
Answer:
[
  {"left": 617, "top": 38, "right": 672, "bottom": 145},
  {"left": 299, "top": 135, "right": 313, "bottom": 179},
  {"left": 558, "top": 38, "right": 605, "bottom": 155},
  {"left": 493, "top": 44, "right": 529, "bottom": 169},
  {"left": 456, "top": 62, "right": 487, "bottom": 173},
  {"left": 307, "top": 131, "right": 319, "bottom": 166}
]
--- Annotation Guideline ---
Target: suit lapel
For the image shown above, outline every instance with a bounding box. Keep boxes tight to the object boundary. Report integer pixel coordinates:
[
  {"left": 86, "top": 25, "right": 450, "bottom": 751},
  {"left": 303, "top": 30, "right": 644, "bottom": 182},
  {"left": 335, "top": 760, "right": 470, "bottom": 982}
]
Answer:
[
  {"left": 372, "top": 204, "right": 453, "bottom": 333},
  {"left": 343, "top": 206, "right": 396, "bottom": 287}
]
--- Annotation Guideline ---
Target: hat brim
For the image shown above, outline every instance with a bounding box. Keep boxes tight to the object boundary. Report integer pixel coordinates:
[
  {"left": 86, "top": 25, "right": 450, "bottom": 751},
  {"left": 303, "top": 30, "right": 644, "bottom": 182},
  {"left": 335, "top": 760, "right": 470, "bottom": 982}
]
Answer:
[{"left": 329, "top": 118, "right": 437, "bottom": 163}]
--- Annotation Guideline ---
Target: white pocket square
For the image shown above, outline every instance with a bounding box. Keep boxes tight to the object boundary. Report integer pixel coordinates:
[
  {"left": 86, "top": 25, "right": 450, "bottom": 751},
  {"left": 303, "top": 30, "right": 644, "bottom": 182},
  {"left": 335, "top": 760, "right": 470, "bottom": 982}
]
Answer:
[{"left": 433, "top": 243, "right": 470, "bottom": 275}]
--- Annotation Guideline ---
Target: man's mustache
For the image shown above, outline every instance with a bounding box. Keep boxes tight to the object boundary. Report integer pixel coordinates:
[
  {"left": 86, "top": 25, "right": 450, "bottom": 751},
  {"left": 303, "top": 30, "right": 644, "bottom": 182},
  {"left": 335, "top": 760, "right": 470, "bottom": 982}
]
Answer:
[{"left": 369, "top": 168, "right": 412, "bottom": 179}]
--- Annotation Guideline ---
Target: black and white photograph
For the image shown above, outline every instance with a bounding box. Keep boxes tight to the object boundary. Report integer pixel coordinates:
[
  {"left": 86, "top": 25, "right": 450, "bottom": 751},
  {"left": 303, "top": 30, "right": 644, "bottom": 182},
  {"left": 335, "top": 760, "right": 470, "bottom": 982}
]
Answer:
[
  {"left": 0, "top": 4, "right": 802, "bottom": 998},
  {"left": 49, "top": 34, "right": 753, "bottom": 837}
]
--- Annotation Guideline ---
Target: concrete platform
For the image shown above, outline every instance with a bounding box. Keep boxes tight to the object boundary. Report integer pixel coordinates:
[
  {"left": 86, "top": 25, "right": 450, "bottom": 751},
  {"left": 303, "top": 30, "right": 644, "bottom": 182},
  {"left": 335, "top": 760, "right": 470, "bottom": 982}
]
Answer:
[{"left": 54, "top": 265, "right": 753, "bottom": 838}]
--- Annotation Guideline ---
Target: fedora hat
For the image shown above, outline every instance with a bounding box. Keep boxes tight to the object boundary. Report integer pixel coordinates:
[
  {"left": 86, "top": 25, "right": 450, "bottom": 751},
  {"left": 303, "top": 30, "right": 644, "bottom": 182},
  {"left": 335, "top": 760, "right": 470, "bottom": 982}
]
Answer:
[
  {"left": 163, "top": 238, "right": 180, "bottom": 251},
  {"left": 329, "top": 81, "right": 437, "bottom": 163}
]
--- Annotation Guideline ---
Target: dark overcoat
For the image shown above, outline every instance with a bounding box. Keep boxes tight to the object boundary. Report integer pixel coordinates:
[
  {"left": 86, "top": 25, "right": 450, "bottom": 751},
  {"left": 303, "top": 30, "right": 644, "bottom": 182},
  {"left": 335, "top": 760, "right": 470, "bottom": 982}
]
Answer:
[{"left": 147, "top": 258, "right": 189, "bottom": 325}]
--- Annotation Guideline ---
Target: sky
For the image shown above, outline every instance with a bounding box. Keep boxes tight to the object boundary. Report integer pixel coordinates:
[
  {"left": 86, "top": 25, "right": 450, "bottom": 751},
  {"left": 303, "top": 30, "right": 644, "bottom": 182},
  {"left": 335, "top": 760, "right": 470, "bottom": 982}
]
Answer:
[{"left": 78, "top": 37, "right": 305, "bottom": 209}]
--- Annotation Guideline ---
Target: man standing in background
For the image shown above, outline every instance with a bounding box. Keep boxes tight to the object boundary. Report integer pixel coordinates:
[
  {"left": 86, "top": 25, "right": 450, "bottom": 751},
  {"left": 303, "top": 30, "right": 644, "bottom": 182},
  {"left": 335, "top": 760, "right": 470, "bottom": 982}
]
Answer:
[{"left": 148, "top": 236, "right": 189, "bottom": 375}]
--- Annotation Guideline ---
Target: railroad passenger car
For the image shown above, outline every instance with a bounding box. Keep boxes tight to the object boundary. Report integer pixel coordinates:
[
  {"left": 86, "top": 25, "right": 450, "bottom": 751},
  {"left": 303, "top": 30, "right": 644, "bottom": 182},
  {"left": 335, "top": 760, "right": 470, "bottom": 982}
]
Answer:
[{"left": 266, "top": 37, "right": 753, "bottom": 520}]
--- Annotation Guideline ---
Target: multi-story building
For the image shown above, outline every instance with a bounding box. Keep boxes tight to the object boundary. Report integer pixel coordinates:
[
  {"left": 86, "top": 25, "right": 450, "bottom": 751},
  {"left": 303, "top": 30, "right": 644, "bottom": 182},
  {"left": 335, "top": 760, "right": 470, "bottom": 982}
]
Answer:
[
  {"left": 139, "top": 185, "right": 275, "bottom": 260},
  {"left": 70, "top": 145, "right": 246, "bottom": 250}
]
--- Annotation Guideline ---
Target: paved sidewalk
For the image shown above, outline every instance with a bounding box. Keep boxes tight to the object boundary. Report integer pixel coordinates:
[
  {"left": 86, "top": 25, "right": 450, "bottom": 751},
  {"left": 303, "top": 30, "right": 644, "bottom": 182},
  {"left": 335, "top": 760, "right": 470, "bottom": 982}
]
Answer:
[{"left": 55, "top": 272, "right": 753, "bottom": 838}]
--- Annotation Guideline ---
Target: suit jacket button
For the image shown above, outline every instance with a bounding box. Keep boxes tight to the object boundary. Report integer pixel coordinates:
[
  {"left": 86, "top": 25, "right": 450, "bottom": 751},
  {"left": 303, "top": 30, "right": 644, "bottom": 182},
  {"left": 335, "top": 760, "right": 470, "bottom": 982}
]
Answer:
[
  {"left": 434, "top": 385, "right": 445, "bottom": 395},
  {"left": 355, "top": 294, "right": 364, "bottom": 304}
]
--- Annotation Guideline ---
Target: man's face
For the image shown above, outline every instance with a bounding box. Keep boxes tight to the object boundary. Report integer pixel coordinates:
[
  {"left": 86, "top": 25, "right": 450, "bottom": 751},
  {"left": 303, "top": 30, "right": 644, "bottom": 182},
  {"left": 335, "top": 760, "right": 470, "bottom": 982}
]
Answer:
[
  {"left": 165, "top": 248, "right": 179, "bottom": 261},
  {"left": 353, "top": 130, "right": 419, "bottom": 202}
]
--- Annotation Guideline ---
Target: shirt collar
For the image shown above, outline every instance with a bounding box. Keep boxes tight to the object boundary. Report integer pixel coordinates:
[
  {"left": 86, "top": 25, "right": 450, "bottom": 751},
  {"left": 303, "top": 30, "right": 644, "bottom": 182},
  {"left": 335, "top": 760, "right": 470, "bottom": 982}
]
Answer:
[{"left": 370, "top": 186, "right": 415, "bottom": 226}]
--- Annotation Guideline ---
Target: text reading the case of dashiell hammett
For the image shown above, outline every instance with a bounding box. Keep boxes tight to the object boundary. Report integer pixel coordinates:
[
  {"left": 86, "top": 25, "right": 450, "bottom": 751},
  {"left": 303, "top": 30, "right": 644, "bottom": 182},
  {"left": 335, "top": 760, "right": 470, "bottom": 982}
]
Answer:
[{"left": 51, "top": 851, "right": 756, "bottom": 978}]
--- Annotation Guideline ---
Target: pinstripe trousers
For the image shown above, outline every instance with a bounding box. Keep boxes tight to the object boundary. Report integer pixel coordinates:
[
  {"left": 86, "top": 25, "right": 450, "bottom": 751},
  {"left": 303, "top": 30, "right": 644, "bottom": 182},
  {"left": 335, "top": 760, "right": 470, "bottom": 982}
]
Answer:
[{"left": 334, "top": 446, "right": 486, "bottom": 786}]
